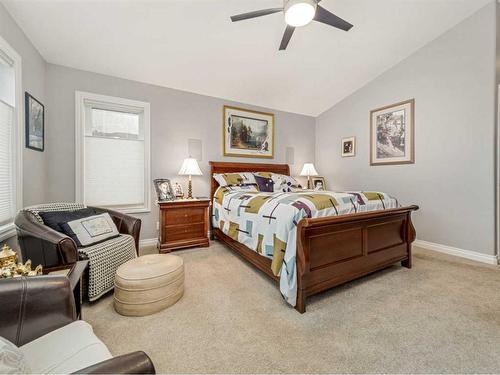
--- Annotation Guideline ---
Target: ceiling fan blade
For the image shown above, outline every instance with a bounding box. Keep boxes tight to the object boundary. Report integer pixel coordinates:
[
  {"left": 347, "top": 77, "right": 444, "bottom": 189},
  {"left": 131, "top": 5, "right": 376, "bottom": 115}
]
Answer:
[
  {"left": 230, "top": 8, "right": 283, "bottom": 22},
  {"left": 279, "top": 25, "right": 295, "bottom": 51},
  {"left": 313, "top": 5, "right": 353, "bottom": 32}
]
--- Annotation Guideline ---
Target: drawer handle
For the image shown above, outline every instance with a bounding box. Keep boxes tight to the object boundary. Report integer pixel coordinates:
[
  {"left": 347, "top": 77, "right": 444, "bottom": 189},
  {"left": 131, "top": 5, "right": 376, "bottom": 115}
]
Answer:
[{"left": 184, "top": 214, "right": 188, "bottom": 217}]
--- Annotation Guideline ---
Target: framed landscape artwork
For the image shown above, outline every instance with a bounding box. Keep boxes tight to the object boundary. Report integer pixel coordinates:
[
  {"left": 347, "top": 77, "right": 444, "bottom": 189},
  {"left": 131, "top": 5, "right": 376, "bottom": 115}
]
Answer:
[
  {"left": 370, "top": 99, "right": 414, "bottom": 166},
  {"left": 223, "top": 105, "right": 274, "bottom": 158},
  {"left": 25, "top": 92, "right": 44, "bottom": 151},
  {"left": 341, "top": 136, "right": 355, "bottom": 157}
]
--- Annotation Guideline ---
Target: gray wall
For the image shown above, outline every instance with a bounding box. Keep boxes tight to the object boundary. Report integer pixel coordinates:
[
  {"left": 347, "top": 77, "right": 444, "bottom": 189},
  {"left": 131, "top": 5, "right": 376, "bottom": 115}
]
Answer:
[
  {"left": 0, "top": 3, "right": 47, "bottom": 208},
  {"left": 0, "top": 3, "right": 47, "bottom": 252},
  {"left": 316, "top": 3, "right": 497, "bottom": 255},
  {"left": 45, "top": 64, "right": 316, "bottom": 239}
]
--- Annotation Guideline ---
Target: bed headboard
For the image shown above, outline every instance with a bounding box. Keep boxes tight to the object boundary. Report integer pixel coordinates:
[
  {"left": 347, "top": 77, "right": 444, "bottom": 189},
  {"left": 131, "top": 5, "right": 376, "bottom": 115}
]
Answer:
[{"left": 209, "top": 161, "right": 290, "bottom": 199}]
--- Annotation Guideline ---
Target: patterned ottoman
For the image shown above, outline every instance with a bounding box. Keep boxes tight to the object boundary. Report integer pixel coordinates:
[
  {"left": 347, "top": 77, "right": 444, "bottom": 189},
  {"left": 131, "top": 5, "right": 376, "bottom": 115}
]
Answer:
[{"left": 114, "top": 254, "right": 184, "bottom": 316}]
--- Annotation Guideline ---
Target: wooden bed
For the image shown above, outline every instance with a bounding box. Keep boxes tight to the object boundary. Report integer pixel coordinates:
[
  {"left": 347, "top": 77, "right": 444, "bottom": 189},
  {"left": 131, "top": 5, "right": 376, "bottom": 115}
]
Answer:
[{"left": 209, "top": 161, "right": 419, "bottom": 313}]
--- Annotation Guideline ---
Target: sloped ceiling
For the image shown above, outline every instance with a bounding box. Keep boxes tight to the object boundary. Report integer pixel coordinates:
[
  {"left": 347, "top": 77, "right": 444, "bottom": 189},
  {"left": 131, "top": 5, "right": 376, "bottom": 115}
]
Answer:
[{"left": 2, "top": 0, "right": 491, "bottom": 116}]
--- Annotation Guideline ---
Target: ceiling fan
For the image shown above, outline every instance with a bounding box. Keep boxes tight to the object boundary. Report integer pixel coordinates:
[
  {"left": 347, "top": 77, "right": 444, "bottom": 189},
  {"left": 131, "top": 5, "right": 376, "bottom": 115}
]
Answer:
[{"left": 230, "top": 0, "right": 353, "bottom": 50}]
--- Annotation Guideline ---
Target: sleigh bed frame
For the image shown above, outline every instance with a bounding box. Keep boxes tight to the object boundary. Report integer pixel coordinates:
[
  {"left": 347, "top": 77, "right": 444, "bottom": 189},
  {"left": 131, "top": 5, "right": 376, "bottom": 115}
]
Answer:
[{"left": 209, "top": 161, "right": 419, "bottom": 313}]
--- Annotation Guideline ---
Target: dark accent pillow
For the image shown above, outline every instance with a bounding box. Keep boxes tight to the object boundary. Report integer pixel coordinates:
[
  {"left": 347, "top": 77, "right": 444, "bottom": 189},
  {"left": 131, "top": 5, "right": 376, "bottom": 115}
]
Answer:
[
  {"left": 39, "top": 208, "right": 98, "bottom": 233},
  {"left": 254, "top": 175, "right": 274, "bottom": 192}
]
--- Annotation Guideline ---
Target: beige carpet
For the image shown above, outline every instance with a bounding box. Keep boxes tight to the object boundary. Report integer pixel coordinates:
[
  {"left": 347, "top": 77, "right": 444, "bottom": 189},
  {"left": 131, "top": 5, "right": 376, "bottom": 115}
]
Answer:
[{"left": 84, "top": 243, "right": 500, "bottom": 373}]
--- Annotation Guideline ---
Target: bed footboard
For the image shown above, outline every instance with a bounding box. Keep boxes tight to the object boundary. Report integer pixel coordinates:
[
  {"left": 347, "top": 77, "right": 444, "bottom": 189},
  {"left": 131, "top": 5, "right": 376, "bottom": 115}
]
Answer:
[{"left": 295, "top": 205, "right": 419, "bottom": 313}]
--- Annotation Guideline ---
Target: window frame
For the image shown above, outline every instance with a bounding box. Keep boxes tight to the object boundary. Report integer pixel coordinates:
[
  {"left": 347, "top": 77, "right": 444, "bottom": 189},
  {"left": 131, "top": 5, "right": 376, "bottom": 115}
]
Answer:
[
  {"left": 0, "top": 36, "right": 23, "bottom": 241},
  {"left": 75, "top": 91, "right": 151, "bottom": 213}
]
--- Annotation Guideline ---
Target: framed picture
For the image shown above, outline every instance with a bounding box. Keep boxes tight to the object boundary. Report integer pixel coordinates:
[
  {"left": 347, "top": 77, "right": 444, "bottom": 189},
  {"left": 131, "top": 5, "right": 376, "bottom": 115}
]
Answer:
[
  {"left": 370, "top": 99, "right": 415, "bottom": 166},
  {"left": 173, "top": 182, "right": 184, "bottom": 198},
  {"left": 25, "top": 92, "right": 44, "bottom": 151},
  {"left": 342, "top": 136, "right": 355, "bottom": 157},
  {"left": 311, "top": 176, "right": 326, "bottom": 191},
  {"left": 153, "top": 179, "right": 175, "bottom": 201},
  {"left": 223, "top": 105, "right": 274, "bottom": 158}
]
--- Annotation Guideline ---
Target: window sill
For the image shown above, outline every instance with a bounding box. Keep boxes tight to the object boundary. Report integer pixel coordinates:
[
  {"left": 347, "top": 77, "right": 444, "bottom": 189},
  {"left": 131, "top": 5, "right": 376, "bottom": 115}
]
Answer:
[
  {"left": 120, "top": 208, "right": 151, "bottom": 215},
  {"left": 0, "top": 222, "right": 16, "bottom": 242},
  {"left": 91, "top": 205, "right": 151, "bottom": 215}
]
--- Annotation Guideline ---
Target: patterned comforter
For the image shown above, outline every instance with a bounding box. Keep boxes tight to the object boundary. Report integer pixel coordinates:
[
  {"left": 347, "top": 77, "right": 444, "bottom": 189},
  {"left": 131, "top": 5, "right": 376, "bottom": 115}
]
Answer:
[{"left": 212, "top": 188, "right": 399, "bottom": 306}]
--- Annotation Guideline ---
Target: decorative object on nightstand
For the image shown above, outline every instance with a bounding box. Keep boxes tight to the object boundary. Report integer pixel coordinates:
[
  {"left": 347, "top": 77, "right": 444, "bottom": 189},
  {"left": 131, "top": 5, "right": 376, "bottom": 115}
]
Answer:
[
  {"left": 311, "top": 176, "right": 327, "bottom": 191},
  {"left": 178, "top": 158, "right": 203, "bottom": 199},
  {"left": 300, "top": 163, "right": 318, "bottom": 189},
  {"left": 157, "top": 199, "right": 210, "bottom": 252},
  {"left": 153, "top": 178, "right": 175, "bottom": 201},
  {"left": 173, "top": 182, "right": 184, "bottom": 199}
]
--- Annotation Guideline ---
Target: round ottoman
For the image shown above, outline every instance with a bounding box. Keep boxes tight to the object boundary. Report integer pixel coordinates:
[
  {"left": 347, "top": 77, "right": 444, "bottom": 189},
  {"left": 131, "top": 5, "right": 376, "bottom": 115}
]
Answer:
[{"left": 114, "top": 254, "right": 184, "bottom": 316}]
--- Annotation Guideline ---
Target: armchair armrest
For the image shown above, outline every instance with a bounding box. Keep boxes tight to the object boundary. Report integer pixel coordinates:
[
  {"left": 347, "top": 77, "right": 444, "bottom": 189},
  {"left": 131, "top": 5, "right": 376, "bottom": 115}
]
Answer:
[
  {"left": 15, "top": 211, "right": 79, "bottom": 266},
  {"left": 73, "top": 351, "right": 155, "bottom": 374},
  {"left": 0, "top": 276, "right": 76, "bottom": 346},
  {"left": 90, "top": 207, "right": 141, "bottom": 252}
]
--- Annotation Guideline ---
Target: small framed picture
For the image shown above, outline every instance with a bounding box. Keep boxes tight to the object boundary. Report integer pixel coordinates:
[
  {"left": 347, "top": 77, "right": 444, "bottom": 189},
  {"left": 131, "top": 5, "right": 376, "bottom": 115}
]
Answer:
[
  {"left": 153, "top": 179, "right": 175, "bottom": 201},
  {"left": 25, "top": 92, "right": 44, "bottom": 151},
  {"left": 342, "top": 136, "right": 355, "bottom": 157},
  {"left": 173, "top": 182, "right": 184, "bottom": 198},
  {"left": 311, "top": 176, "right": 326, "bottom": 191}
]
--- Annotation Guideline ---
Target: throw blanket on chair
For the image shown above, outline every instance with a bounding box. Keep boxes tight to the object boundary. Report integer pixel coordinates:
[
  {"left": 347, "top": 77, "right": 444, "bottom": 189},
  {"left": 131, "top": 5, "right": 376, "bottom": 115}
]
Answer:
[{"left": 78, "top": 234, "right": 136, "bottom": 301}]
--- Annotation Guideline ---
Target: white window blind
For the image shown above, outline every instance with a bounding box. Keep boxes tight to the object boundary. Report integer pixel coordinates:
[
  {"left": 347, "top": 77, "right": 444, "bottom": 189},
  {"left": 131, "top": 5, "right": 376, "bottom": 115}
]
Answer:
[
  {"left": 76, "top": 92, "right": 151, "bottom": 213},
  {"left": 0, "top": 99, "right": 14, "bottom": 226},
  {"left": 0, "top": 46, "right": 18, "bottom": 234}
]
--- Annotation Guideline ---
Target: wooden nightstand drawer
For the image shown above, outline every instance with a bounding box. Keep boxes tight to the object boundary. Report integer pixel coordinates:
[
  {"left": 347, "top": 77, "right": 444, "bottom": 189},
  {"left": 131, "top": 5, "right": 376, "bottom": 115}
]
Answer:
[
  {"left": 164, "top": 208, "right": 205, "bottom": 226},
  {"left": 164, "top": 223, "right": 205, "bottom": 242}
]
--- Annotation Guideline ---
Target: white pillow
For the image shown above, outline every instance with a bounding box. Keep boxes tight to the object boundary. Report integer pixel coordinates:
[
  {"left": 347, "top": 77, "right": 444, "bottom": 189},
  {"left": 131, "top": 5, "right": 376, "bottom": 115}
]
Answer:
[
  {"left": 0, "top": 336, "right": 31, "bottom": 374},
  {"left": 213, "top": 172, "right": 256, "bottom": 186},
  {"left": 271, "top": 173, "right": 302, "bottom": 192},
  {"left": 60, "top": 213, "right": 119, "bottom": 247}
]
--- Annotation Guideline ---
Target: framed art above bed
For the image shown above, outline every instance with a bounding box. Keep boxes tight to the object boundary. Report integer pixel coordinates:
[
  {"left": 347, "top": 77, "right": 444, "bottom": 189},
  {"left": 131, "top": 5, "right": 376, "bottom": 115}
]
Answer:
[{"left": 223, "top": 105, "right": 274, "bottom": 159}]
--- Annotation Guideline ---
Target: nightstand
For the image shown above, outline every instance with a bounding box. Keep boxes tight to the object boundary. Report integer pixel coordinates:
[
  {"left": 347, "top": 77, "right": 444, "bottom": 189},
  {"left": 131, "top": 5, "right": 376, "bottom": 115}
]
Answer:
[{"left": 157, "top": 199, "right": 210, "bottom": 252}]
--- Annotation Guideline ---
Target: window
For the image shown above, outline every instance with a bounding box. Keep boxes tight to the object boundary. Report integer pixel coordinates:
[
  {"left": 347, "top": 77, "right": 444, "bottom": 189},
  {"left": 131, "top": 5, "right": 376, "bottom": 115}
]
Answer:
[
  {"left": 0, "top": 37, "right": 22, "bottom": 241},
  {"left": 75, "top": 92, "right": 151, "bottom": 213}
]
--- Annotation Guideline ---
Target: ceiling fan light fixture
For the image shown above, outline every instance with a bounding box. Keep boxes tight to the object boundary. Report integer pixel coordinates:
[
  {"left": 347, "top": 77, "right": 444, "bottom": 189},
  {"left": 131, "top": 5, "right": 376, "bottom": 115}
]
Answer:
[{"left": 284, "top": 0, "right": 317, "bottom": 27}]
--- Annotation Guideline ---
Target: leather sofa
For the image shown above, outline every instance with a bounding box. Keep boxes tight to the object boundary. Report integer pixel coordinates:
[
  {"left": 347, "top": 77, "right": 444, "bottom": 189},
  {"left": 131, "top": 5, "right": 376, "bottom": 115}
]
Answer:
[{"left": 0, "top": 275, "right": 155, "bottom": 374}]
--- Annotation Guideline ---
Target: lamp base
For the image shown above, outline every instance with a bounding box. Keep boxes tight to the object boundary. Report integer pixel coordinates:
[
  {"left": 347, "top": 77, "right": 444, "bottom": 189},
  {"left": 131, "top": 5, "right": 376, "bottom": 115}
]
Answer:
[{"left": 187, "top": 179, "right": 193, "bottom": 199}]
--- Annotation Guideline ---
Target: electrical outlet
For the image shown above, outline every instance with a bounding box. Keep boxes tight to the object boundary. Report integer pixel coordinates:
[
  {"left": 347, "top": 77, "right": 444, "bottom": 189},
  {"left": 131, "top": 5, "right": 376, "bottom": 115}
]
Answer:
[{"left": 156, "top": 221, "right": 159, "bottom": 231}]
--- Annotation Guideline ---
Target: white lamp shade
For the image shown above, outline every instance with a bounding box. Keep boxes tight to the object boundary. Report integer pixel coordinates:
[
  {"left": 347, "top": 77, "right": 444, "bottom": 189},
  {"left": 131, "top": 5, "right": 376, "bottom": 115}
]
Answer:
[
  {"left": 178, "top": 158, "right": 203, "bottom": 176},
  {"left": 300, "top": 163, "right": 318, "bottom": 177}
]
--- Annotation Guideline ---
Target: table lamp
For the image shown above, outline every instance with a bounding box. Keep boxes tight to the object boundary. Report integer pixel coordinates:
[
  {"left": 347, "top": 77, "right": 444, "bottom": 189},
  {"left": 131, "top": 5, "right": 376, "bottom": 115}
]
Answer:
[
  {"left": 300, "top": 163, "right": 318, "bottom": 189},
  {"left": 178, "top": 158, "right": 203, "bottom": 199}
]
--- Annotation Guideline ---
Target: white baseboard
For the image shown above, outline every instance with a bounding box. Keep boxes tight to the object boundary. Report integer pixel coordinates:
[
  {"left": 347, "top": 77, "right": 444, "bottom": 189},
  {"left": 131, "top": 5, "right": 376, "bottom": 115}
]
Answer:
[
  {"left": 414, "top": 239, "right": 498, "bottom": 265},
  {"left": 139, "top": 238, "right": 157, "bottom": 248}
]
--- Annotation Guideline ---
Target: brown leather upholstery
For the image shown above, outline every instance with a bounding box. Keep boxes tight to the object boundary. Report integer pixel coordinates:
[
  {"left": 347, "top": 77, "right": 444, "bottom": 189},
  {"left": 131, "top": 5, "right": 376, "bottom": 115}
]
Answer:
[
  {"left": 74, "top": 351, "right": 155, "bottom": 374},
  {"left": 0, "top": 276, "right": 156, "bottom": 374},
  {"left": 15, "top": 206, "right": 141, "bottom": 268},
  {"left": 0, "top": 276, "right": 76, "bottom": 346}
]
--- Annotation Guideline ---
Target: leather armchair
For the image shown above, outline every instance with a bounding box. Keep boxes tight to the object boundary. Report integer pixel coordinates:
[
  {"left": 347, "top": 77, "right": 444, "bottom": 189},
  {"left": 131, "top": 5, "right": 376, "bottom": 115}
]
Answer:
[
  {"left": 15, "top": 206, "right": 141, "bottom": 269},
  {"left": 0, "top": 276, "right": 155, "bottom": 374}
]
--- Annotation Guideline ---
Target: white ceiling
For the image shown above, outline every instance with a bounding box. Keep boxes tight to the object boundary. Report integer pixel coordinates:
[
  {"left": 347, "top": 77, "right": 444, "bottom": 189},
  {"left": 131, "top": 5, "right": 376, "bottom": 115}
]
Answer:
[{"left": 2, "top": 0, "right": 491, "bottom": 116}]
